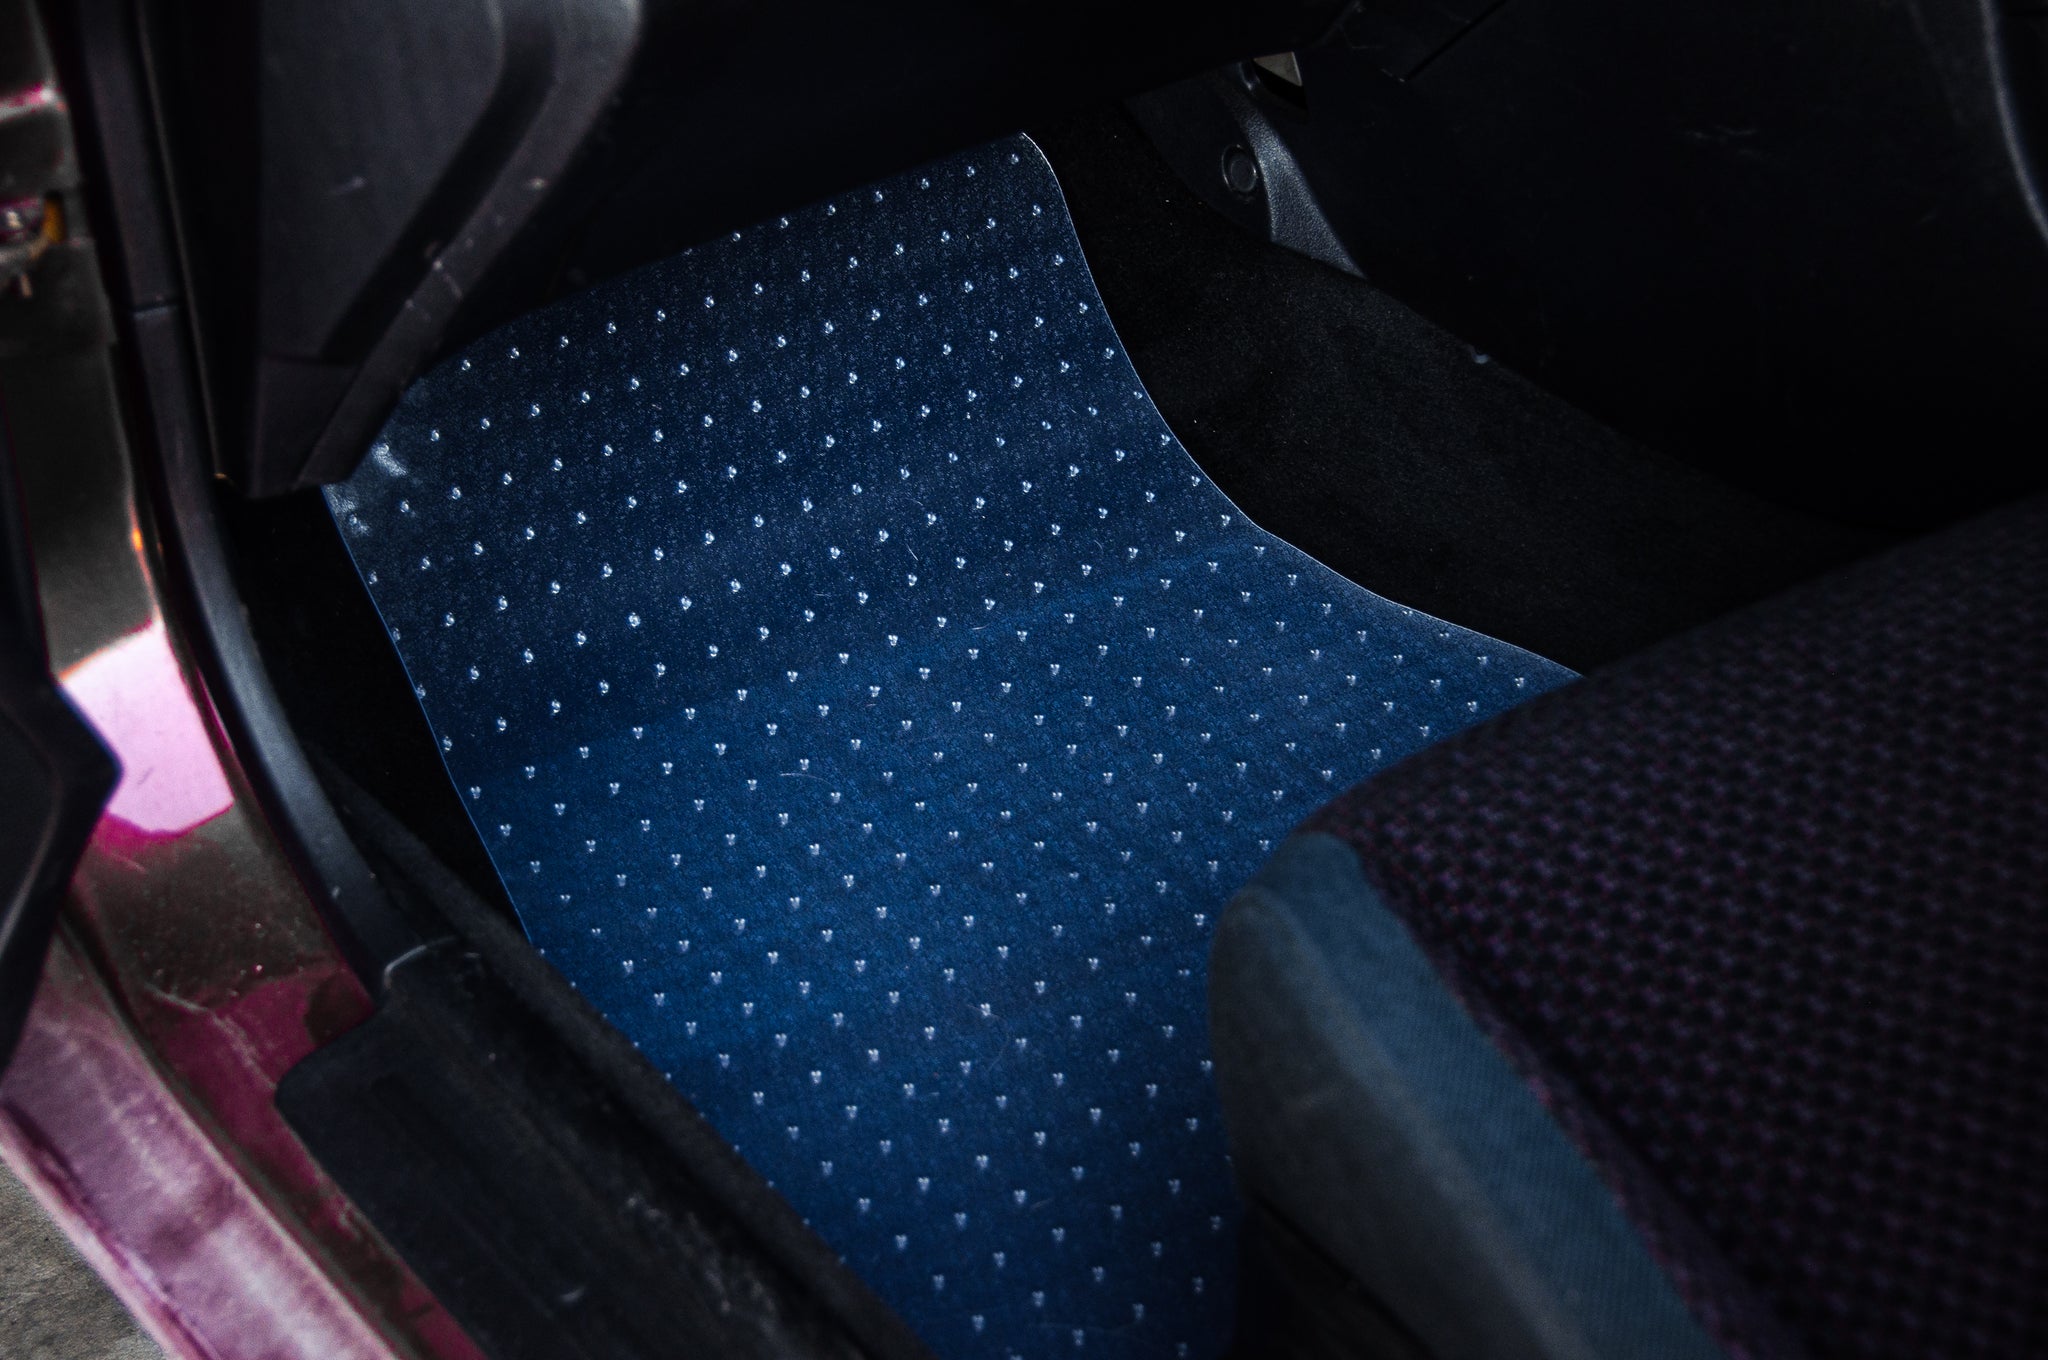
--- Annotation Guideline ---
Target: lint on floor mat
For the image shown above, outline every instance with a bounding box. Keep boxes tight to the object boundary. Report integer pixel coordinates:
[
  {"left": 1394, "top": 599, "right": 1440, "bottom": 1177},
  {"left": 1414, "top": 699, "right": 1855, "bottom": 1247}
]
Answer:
[{"left": 329, "top": 134, "right": 1574, "bottom": 1360}]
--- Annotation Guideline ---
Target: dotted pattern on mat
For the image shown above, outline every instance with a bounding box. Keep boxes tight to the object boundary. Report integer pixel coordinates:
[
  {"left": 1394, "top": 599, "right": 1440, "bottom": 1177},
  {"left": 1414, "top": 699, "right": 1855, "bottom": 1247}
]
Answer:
[{"left": 329, "top": 135, "right": 1573, "bottom": 1360}]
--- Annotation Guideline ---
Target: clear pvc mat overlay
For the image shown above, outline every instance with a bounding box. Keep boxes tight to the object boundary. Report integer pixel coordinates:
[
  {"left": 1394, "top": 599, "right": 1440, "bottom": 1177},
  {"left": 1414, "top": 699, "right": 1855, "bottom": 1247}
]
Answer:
[{"left": 329, "top": 135, "right": 1573, "bottom": 1360}]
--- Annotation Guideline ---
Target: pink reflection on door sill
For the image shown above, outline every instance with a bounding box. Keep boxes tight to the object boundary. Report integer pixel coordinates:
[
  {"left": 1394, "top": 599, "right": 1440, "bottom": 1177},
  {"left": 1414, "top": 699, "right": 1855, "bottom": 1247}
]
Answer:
[{"left": 59, "top": 618, "right": 234, "bottom": 837}]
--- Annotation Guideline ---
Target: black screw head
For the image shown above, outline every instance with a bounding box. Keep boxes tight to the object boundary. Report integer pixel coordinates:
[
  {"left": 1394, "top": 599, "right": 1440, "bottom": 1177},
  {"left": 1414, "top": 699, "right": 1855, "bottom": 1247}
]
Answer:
[{"left": 1221, "top": 145, "right": 1260, "bottom": 197}]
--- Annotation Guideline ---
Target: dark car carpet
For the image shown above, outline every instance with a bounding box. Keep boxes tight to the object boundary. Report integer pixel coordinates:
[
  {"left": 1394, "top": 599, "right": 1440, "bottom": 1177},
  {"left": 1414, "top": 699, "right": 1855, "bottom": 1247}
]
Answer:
[{"left": 328, "top": 134, "right": 1574, "bottom": 1360}]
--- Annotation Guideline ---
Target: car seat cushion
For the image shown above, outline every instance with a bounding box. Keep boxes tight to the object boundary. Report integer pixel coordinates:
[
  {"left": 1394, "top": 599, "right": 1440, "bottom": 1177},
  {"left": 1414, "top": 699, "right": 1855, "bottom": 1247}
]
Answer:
[
  {"left": 1301, "top": 496, "right": 2048, "bottom": 1360},
  {"left": 1211, "top": 829, "right": 1739, "bottom": 1360}
]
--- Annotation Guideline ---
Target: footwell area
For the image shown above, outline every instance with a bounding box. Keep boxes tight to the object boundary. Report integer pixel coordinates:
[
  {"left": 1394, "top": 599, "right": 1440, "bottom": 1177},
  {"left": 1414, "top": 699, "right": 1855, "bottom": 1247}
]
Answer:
[{"left": 329, "top": 136, "right": 1571, "bottom": 1359}]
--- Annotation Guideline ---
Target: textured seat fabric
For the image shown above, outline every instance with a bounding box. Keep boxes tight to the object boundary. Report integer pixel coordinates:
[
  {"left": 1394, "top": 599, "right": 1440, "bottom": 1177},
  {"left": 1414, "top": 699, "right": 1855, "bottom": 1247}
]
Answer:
[
  {"left": 328, "top": 135, "right": 1572, "bottom": 1359},
  {"left": 1211, "top": 833, "right": 1730, "bottom": 1360},
  {"left": 1217, "top": 496, "right": 2048, "bottom": 1360}
]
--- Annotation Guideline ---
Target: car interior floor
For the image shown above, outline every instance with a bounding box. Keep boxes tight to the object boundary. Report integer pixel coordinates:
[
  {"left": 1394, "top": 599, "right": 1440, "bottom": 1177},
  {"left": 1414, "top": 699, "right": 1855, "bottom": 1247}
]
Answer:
[
  {"left": 226, "top": 101, "right": 1896, "bottom": 909},
  {"left": 198, "top": 96, "right": 1917, "bottom": 1360},
  {"left": 9, "top": 0, "right": 2048, "bottom": 1355},
  {"left": 1028, "top": 105, "right": 1897, "bottom": 674}
]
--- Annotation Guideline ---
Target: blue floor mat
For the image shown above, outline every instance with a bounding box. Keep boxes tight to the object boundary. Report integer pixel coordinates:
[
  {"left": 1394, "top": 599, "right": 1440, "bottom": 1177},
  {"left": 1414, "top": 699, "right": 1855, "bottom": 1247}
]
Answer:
[{"left": 329, "top": 135, "right": 1573, "bottom": 1360}]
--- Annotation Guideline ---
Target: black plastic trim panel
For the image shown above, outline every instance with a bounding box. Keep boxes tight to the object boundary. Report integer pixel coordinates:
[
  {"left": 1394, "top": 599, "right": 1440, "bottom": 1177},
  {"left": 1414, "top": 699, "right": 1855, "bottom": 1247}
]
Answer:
[
  {"left": 284, "top": 768, "right": 934, "bottom": 1360},
  {"left": 0, "top": 0, "right": 118, "bottom": 1074}
]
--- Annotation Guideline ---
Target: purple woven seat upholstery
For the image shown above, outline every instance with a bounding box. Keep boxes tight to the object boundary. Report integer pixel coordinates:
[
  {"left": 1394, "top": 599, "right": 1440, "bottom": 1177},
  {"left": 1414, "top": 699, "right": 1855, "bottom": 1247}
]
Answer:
[{"left": 1305, "top": 497, "right": 2048, "bottom": 1360}]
